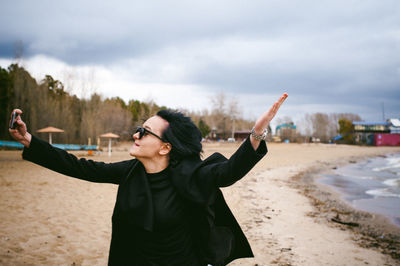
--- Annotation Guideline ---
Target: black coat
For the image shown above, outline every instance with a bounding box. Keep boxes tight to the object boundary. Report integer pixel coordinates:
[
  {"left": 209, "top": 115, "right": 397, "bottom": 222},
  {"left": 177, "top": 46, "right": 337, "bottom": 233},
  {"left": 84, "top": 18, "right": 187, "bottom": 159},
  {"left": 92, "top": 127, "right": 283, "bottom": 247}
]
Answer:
[{"left": 22, "top": 135, "right": 267, "bottom": 265}]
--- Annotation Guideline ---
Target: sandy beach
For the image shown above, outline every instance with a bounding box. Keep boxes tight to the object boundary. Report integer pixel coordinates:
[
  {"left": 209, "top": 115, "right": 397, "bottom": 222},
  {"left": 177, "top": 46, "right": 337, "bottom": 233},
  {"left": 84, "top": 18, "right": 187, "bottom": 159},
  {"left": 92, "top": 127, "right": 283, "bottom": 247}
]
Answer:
[{"left": 1, "top": 141, "right": 399, "bottom": 265}]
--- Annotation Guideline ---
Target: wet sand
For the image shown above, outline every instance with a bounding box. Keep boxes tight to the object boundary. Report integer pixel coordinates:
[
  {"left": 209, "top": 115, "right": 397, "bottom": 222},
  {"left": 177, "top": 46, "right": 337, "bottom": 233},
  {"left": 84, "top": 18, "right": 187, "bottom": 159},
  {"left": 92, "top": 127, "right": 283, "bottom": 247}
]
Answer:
[{"left": 0, "top": 141, "right": 399, "bottom": 265}]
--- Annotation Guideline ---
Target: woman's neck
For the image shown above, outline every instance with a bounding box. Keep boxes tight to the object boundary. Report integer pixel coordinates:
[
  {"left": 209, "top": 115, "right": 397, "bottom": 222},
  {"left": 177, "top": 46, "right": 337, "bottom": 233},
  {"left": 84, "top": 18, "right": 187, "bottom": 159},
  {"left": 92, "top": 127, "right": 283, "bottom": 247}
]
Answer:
[{"left": 140, "top": 157, "right": 169, "bottom": 173}]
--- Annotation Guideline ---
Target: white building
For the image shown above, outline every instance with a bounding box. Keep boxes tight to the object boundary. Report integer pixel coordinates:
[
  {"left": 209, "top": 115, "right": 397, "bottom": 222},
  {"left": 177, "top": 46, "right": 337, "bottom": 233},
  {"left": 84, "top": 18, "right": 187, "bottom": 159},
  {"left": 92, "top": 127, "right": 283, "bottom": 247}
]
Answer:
[{"left": 389, "top": 118, "right": 400, "bottom": 134}]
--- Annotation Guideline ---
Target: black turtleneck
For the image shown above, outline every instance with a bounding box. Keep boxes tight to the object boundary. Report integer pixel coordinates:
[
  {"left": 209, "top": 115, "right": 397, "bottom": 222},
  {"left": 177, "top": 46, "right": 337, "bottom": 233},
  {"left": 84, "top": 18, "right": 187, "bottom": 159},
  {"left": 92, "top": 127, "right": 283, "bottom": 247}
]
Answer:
[{"left": 128, "top": 167, "right": 202, "bottom": 265}]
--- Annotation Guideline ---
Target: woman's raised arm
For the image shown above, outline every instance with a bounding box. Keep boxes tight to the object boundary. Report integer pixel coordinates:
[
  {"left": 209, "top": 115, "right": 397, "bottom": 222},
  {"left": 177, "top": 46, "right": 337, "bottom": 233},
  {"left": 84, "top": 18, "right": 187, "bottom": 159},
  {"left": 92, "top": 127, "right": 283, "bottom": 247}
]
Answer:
[
  {"left": 8, "top": 109, "right": 129, "bottom": 184},
  {"left": 180, "top": 93, "right": 289, "bottom": 198},
  {"left": 250, "top": 93, "right": 288, "bottom": 150}
]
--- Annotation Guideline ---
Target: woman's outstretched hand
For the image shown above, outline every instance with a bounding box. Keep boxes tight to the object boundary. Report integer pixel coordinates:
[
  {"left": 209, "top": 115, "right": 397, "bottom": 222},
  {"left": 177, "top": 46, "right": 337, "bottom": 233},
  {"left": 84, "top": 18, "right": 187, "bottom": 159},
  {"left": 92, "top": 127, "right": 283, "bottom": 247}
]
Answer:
[
  {"left": 250, "top": 93, "right": 288, "bottom": 150},
  {"left": 8, "top": 109, "right": 32, "bottom": 148}
]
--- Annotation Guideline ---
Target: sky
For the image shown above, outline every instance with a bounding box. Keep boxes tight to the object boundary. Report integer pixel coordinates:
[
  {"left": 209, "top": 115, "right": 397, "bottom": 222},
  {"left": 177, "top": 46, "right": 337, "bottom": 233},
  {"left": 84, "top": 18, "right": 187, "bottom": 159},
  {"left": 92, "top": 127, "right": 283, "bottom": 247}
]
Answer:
[{"left": 1, "top": 0, "right": 399, "bottom": 129}]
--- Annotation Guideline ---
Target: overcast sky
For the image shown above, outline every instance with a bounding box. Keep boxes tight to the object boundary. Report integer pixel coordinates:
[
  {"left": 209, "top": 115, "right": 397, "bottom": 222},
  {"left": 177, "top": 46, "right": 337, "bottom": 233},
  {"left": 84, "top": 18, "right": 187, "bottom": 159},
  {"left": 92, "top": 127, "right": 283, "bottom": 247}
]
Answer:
[{"left": 1, "top": 0, "right": 399, "bottom": 128}]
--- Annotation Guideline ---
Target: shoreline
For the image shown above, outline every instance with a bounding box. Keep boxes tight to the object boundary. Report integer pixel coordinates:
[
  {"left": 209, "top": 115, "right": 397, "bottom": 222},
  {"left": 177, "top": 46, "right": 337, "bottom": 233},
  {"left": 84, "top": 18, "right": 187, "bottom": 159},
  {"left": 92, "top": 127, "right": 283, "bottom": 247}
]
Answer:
[{"left": 290, "top": 155, "right": 400, "bottom": 263}]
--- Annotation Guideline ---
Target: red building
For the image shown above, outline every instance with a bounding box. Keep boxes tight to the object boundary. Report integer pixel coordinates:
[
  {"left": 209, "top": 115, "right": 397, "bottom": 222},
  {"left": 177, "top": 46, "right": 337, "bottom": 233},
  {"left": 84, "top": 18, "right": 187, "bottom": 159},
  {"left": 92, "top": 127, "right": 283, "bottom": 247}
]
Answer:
[{"left": 374, "top": 134, "right": 400, "bottom": 146}]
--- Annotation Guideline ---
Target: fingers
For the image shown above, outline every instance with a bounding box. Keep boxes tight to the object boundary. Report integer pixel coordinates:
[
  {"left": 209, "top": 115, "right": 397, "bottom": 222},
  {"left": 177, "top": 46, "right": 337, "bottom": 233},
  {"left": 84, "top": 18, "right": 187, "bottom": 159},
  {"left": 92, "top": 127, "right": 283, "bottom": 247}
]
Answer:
[
  {"left": 10, "top": 109, "right": 23, "bottom": 123},
  {"left": 265, "top": 93, "right": 288, "bottom": 120},
  {"left": 269, "top": 102, "right": 280, "bottom": 118},
  {"left": 275, "top": 93, "right": 288, "bottom": 111},
  {"left": 11, "top": 109, "right": 23, "bottom": 116},
  {"left": 8, "top": 109, "right": 25, "bottom": 141},
  {"left": 278, "top": 93, "right": 288, "bottom": 105},
  {"left": 8, "top": 126, "right": 19, "bottom": 136},
  {"left": 255, "top": 92, "right": 288, "bottom": 129}
]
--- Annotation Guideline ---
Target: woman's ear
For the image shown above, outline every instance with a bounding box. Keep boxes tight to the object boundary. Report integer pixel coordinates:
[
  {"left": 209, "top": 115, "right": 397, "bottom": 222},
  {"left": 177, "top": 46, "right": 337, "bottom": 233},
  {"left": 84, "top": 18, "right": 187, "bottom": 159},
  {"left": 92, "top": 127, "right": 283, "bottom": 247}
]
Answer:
[{"left": 159, "top": 143, "right": 172, "bottom": 156}]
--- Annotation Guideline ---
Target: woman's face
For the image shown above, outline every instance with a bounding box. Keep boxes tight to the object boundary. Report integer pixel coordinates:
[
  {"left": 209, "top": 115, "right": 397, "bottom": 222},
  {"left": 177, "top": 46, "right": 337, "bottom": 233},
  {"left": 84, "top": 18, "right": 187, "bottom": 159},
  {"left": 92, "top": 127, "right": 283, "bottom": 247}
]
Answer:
[{"left": 129, "top": 115, "right": 170, "bottom": 159}]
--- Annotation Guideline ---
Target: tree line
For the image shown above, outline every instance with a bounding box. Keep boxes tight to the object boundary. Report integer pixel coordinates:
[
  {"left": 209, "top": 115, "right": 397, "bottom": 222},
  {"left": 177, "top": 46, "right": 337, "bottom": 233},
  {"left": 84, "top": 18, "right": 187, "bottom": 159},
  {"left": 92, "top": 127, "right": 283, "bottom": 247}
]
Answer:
[
  {"left": 276, "top": 113, "right": 361, "bottom": 143},
  {"left": 0, "top": 64, "right": 254, "bottom": 144},
  {"left": 0, "top": 64, "right": 167, "bottom": 144},
  {"left": 1, "top": 63, "right": 363, "bottom": 144}
]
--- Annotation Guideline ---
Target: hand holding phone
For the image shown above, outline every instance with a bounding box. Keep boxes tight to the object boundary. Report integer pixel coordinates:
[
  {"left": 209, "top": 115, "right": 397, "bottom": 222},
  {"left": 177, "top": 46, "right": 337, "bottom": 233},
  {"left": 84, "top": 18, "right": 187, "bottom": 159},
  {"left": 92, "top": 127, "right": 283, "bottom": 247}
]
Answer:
[{"left": 9, "top": 109, "right": 32, "bottom": 148}]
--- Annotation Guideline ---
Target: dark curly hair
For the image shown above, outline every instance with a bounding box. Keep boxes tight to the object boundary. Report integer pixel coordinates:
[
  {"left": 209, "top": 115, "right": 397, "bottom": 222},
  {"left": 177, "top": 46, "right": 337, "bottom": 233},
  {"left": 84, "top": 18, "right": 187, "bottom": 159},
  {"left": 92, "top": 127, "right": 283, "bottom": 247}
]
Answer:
[{"left": 156, "top": 109, "right": 202, "bottom": 165}]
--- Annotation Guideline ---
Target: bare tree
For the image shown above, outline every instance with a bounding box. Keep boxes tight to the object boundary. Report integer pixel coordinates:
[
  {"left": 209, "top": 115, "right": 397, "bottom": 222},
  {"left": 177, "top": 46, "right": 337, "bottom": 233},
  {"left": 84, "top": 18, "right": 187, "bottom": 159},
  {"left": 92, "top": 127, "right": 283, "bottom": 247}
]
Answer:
[
  {"left": 227, "top": 97, "right": 240, "bottom": 139},
  {"left": 297, "top": 115, "right": 312, "bottom": 137},
  {"left": 13, "top": 40, "right": 24, "bottom": 64},
  {"left": 275, "top": 116, "right": 293, "bottom": 126},
  {"left": 77, "top": 68, "right": 97, "bottom": 99},
  {"left": 315, "top": 113, "right": 330, "bottom": 142},
  {"left": 210, "top": 92, "right": 227, "bottom": 138},
  {"left": 303, "top": 113, "right": 330, "bottom": 142},
  {"left": 300, "top": 112, "right": 361, "bottom": 143}
]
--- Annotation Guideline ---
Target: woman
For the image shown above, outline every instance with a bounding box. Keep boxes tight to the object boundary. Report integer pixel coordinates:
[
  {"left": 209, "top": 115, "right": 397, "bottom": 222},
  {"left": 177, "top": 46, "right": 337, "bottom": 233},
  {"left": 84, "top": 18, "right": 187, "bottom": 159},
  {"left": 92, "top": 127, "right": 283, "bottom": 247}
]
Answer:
[{"left": 9, "top": 93, "right": 288, "bottom": 266}]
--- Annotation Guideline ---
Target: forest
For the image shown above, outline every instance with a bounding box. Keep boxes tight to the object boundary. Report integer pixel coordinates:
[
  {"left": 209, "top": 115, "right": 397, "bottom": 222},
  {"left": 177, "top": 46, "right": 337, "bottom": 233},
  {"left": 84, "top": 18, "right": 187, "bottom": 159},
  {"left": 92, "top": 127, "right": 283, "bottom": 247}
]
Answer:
[
  {"left": 0, "top": 64, "right": 254, "bottom": 144},
  {"left": 1, "top": 63, "right": 361, "bottom": 145}
]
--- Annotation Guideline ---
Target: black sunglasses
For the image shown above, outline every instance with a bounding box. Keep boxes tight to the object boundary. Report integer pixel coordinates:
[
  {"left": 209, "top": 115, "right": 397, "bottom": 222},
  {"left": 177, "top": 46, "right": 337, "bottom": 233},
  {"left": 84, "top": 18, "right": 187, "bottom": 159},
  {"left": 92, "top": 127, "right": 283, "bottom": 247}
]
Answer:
[{"left": 135, "top": 126, "right": 167, "bottom": 142}]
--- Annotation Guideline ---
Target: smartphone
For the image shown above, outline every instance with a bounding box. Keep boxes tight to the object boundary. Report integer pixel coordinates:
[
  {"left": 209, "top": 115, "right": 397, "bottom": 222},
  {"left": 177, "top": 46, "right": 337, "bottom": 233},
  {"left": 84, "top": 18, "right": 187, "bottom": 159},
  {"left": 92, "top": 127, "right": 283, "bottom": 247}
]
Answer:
[{"left": 10, "top": 112, "right": 17, "bottom": 129}]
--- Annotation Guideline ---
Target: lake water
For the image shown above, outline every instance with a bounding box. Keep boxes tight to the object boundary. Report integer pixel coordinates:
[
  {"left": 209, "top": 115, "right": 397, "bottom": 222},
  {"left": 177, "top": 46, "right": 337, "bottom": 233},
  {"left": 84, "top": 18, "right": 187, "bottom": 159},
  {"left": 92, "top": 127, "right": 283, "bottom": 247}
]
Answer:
[{"left": 318, "top": 153, "right": 400, "bottom": 227}]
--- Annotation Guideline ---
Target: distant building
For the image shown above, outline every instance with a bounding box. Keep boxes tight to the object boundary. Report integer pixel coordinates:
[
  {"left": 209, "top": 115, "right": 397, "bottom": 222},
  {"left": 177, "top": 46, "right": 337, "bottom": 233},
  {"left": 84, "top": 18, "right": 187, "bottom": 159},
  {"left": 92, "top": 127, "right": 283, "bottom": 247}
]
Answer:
[
  {"left": 374, "top": 134, "right": 400, "bottom": 146},
  {"left": 210, "top": 126, "right": 218, "bottom": 139},
  {"left": 353, "top": 121, "right": 390, "bottom": 145},
  {"left": 276, "top": 123, "right": 297, "bottom": 142},
  {"left": 389, "top": 119, "right": 400, "bottom": 134},
  {"left": 353, "top": 121, "right": 390, "bottom": 133},
  {"left": 353, "top": 120, "right": 400, "bottom": 146}
]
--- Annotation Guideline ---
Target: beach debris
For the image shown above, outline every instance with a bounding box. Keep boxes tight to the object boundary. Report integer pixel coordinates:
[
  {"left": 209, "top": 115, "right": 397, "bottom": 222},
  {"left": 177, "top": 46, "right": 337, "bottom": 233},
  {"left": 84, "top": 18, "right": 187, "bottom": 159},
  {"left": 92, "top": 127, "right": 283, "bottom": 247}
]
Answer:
[
  {"left": 306, "top": 211, "right": 319, "bottom": 217},
  {"left": 280, "top": 247, "right": 292, "bottom": 252},
  {"left": 331, "top": 214, "right": 359, "bottom": 227},
  {"left": 330, "top": 208, "right": 351, "bottom": 215}
]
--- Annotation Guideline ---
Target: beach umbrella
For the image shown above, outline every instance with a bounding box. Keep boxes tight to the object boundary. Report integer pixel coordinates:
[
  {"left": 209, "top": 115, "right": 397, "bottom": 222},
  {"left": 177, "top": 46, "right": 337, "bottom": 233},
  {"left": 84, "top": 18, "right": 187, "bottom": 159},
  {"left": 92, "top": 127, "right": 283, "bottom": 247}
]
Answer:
[
  {"left": 100, "top": 132, "right": 120, "bottom": 156},
  {"left": 36, "top": 126, "right": 65, "bottom": 144}
]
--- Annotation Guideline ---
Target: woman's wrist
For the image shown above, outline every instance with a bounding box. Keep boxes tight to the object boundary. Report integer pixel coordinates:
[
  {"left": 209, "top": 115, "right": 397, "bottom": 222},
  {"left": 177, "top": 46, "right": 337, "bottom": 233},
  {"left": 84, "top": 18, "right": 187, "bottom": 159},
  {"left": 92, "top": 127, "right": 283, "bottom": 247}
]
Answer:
[
  {"left": 253, "top": 127, "right": 264, "bottom": 135},
  {"left": 21, "top": 132, "right": 32, "bottom": 148},
  {"left": 253, "top": 120, "right": 270, "bottom": 134}
]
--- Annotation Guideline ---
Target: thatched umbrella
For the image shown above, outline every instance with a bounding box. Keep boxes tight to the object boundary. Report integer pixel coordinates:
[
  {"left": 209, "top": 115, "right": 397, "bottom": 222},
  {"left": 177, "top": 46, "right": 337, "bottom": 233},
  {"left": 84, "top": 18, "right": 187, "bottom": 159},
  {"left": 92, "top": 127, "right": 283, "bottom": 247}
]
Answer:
[
  {"left": 100, "top": 132, "right": 120, "bottom": 156},
  {"left": 37, "top": 126, "right": 65, "bottom": 144}
]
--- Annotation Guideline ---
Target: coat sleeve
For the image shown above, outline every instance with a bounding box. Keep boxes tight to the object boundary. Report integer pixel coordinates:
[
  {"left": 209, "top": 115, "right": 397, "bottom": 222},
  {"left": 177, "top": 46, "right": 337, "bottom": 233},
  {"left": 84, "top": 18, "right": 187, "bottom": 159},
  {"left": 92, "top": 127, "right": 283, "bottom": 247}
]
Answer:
[
  {"left": 174, "top": 136, "right": 267, "bottom": 203},
  {"left": 22, "top": 135, "right": 132, "bottom": 184},
  {"left": 203, "top": 136, "right": 267, "bottom": 188}
]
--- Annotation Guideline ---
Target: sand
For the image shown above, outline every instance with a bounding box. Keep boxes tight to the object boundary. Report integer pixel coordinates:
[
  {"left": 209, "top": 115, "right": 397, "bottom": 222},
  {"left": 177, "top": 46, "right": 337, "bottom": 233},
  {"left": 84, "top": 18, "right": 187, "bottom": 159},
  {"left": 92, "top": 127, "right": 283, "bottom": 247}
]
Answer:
[{"left": 0, "top": 141, "right": 399, "bottom": 265}]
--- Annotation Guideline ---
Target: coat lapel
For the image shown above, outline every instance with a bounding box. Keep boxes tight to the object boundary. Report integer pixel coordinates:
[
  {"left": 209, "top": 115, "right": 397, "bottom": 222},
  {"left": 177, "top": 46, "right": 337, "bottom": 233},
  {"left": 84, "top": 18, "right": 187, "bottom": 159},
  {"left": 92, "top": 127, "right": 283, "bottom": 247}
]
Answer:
[{"left": 114, "top": 161, "right": 154, "bottom": 231}]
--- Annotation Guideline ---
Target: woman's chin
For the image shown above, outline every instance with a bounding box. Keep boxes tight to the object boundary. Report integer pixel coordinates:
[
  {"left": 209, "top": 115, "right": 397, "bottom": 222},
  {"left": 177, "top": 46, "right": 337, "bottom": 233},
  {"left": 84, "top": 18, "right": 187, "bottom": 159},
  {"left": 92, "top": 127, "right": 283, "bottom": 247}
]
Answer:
[{"left": 129, "top": 146, "right": 137, "bottom": 157}]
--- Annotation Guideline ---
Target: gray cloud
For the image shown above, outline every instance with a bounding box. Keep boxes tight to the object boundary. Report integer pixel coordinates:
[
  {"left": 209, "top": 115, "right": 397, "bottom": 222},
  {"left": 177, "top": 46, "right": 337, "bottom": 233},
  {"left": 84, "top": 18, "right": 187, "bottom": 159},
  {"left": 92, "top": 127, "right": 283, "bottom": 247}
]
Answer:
[{"left": 1, "top": 0, "right": 399, "bottom": 121}]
